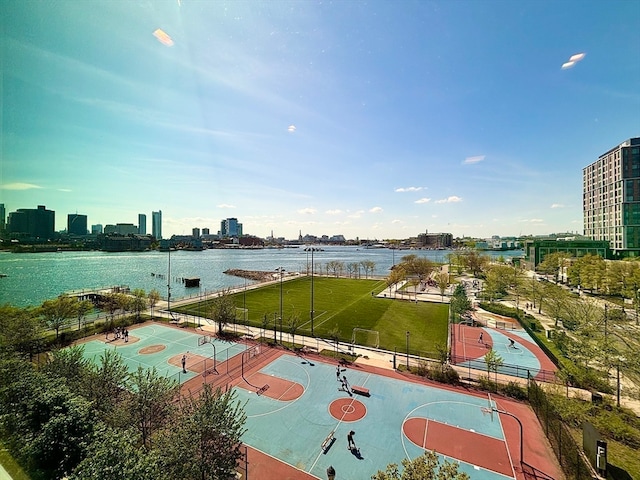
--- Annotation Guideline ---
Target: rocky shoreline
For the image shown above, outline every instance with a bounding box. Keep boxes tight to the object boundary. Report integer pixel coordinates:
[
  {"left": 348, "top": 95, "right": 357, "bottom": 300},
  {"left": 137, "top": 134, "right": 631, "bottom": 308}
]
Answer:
[{"left": 223, "top": 269, "right": 276, "bottom": 281}]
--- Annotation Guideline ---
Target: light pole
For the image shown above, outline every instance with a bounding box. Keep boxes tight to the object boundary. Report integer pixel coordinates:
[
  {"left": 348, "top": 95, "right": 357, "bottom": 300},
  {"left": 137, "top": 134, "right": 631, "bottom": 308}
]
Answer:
[
  {"left": 406, "top": 331, "right": 410, "bottom": 369},
  {"left": 306, "top": 247, "right": 320, "bottom": 336},
  {"left": 276, "top": 267, "right": 285, "bottom": 343}
]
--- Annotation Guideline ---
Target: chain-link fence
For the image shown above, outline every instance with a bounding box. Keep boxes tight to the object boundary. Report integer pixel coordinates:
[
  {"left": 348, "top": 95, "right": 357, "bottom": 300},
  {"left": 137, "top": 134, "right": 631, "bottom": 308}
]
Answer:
[{"left": 528, "top": 377, "right": 594, "bottom": 480}]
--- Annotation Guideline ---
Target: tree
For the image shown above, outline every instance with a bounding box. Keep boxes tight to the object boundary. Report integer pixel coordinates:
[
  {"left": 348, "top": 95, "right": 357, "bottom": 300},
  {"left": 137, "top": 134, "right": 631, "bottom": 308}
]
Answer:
[
  {"left": 386, "top": 266, "right": 406, "bottom": 298},
  {"left": 400, "top": 255, "right": 434, "bottom": 285},
  {"left": 159, "top": 385, "right": 247, "bottom": 480},
  {"left": 542, "top": 282, "right": 570, "bottom": 327},
  {"left": 40, "top": 295, "right": 78, "bottom": 340},
  {"left": 125, "top": 367, "right": 178, "bottom": 449},
  {"left": 88, "top": 348, "right": 130, "bottom": 422},
  {"left": 484, "top": 348, "right": 503, "bottom": 381},
  {"left": 372, "top": 450, "right": 469, "bottom": 480},
  {"left": 148, "top": 289, "right": 160, "bottom": 319},
  {"left": 328, "top": 325, "right": 341, "bottom": 357},
  {"left": 287, "top": 313, "right": 303, "bottom": 348},
  {"left": 327, "top": 260, "right": 345, "bottom": 277},
  {"left": 434, "top": 271, "right": 449, "bottom": 301},
  {"left": 449, "top": 284, "right": 472, "bottom": 320},
  {"left": 0, "top": 305, "right": 43, "bottom": 360},
  {"left": 43, "top": 345, "right": 92, "bottom": 394},
  {"left": 360, "top": 260, "right": 376, "bottom": 279},
  {"left": 483, "top": 265, "right": 512, "bottom": 300},
  {"left": 538, "top": 252, "right": 572, "bottom": 283},
  {"left": 462, "top": 251, "right": 489, "bottom": 277},
  {"left": 209, "top": 288, "right": 237, "bottom": 336},
  {"left": 69, "top": 425, "right": 164, "bottom": 480},
  {"left": 76, "top": 299, "right": 93, "bottom": 331},
  {"left": 131, "top": 288, "right": 148, "bottom": 320}
]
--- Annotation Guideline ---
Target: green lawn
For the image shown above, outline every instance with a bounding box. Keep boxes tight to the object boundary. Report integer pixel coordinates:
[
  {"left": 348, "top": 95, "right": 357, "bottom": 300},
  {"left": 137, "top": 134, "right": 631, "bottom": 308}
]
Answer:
[{"left": 175, "top": 277, "right": 449, "bottom": 356}]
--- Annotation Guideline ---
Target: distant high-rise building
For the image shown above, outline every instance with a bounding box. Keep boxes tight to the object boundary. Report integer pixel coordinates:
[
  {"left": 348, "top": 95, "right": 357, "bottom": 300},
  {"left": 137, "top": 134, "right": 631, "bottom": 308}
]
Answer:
[
  {"left": 192, "top": 227, "right": 200, "bottom": 238},
  {"left": 7, "top": 205, "right": 55, "bottom": 239},
  {"left": 220, "top": 217, "right": 242, "bottom": 237},
  {"left": 67, "top": 213, "right": 88, "bottom": 235},
  {"left": 152, "top": 210, "right": 162, "bottom": 239},
  {"left": 202, "top": 228, "right": 210, "bottom": 235},
  {"left": 92, "top": 224, "right": 103, "bottom": 234},
  {"left": 0, "top": 203, "right": 5, "bottom": 232},
  {"left": 583, "top": 137, "right": 640, "bottom": 255},
  {"left": 138, "top": 213, "right": 147, "bottom": 235}
]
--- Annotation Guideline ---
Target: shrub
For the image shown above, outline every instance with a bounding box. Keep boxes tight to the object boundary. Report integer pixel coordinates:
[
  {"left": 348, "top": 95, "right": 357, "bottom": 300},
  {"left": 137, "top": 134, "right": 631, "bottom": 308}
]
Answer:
[
  {"left": 477, "top": 375, "right": 498, "bottom": 393},
  {"left": 499, "top": 381, "right": 527, "bottom": 400}
]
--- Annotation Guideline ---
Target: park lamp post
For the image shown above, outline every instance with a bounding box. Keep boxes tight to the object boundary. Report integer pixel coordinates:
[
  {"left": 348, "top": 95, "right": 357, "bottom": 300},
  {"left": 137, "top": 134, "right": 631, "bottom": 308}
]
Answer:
[
  {"left": 305, "top": 246, "right": 320, "bottom": 336},
  {"left": 276, "top": 267, "right": 285, "bottom": 344},
  {"left": 406, "top": 331, "right": 410, "bottom": 370}
]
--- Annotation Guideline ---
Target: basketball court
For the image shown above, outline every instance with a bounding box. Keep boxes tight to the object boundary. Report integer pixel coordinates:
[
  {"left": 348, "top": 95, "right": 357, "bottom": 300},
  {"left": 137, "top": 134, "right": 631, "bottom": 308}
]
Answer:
[{"left": 77, "top": 323, "right": 561, "bottom": 480}]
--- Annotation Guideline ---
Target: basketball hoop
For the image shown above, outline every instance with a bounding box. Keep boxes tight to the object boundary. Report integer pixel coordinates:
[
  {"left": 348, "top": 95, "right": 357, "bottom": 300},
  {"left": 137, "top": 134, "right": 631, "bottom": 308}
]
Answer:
[
  {"left": 481, "top": 406, "right": 495, "bottom": 422},
  {"left": 198, "top": 335, "right": 210, "bottom": 346}
]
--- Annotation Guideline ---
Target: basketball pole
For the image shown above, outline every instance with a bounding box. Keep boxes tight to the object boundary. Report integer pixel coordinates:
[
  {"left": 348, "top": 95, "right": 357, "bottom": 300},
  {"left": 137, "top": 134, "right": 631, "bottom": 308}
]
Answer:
[{"left": 493, "top": 407, "right": 523, "bottom": 465}]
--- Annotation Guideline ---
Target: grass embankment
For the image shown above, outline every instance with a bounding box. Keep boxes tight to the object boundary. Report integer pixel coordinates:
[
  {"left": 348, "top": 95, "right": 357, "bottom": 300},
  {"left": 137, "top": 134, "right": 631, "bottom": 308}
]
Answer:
[{"left": 175, "top": 277, "right": 449, "bottom": 356}]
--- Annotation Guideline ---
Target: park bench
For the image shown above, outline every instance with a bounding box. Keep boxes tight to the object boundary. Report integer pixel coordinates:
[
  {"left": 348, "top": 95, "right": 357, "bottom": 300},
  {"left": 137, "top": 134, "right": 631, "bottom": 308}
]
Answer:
[
  {"left": 351, "top": 385, "right": 370, "bottom": 397},
  {"left": 321, "top": 430, "right": 335, "bottom": 453}
]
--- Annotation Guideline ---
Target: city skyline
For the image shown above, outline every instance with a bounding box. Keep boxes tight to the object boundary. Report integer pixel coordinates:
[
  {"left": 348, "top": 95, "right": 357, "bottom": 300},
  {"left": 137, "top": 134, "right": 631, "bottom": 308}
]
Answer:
[{"left": 2, "top": 1, "right": 639, "bottom": 239}]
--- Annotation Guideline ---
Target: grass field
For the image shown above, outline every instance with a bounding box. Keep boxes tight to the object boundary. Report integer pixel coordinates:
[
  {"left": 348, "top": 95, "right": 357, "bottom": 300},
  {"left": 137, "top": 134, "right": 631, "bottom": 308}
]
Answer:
[{"left": 175, "top": 277, "right": 449, "bottom": 356}]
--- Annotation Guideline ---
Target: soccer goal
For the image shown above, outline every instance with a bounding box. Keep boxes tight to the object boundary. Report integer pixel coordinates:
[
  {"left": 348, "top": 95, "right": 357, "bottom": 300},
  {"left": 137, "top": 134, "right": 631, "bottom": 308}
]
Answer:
[{"left": 352, "top": 328, "right": 380, "bottom": 349}]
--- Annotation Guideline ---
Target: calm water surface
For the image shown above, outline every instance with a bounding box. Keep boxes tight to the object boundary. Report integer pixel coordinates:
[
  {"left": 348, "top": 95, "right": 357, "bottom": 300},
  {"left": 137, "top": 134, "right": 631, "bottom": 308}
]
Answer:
[{"left": 0, "top": 246, "right": 522, "bottom": 306}]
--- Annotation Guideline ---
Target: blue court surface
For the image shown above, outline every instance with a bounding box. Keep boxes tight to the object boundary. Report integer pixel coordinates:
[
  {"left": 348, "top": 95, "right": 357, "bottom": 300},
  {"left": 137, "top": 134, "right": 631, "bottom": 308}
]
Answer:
[
  {"left": 236, "top": 354, "right": 516, "bottom": 480},
  {"left": 80, "top": 324, "right": 246, "bottom": 384}
]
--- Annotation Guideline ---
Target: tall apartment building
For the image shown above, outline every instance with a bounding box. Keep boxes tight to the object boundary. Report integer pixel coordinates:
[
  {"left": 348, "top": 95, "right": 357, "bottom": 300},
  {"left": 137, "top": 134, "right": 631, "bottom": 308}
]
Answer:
[
  {"left": 67, "top": 213, "right": 88, "bottom": 235},
  {"left": 583, "top": 137, "right": 640, "bottom": 256},
  {"left": 92, "top": 224, "right": 103, "bottom": 234},
  {"left": 220, "top": 217, "right": 242, "bottom": 237},
  {"left": 152, "top": 210, "right": 162, "bottom": 239},
  {"left": 138, "top": 213, "right": 147, "bottom": 235},
  {"left": 0, "top": 203, "right": 5, "bottom": 232}
]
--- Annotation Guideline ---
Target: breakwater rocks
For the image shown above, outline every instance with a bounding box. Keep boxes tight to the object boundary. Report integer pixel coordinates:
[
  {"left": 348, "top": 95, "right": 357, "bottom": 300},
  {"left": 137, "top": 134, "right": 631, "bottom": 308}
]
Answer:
[{"left": 223, "top": 269, "right": 276, "bottom": 281}]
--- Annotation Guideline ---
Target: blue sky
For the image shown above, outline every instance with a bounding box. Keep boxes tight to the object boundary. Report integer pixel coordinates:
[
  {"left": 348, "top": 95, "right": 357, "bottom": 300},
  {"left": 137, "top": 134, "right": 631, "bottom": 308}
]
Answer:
[{"left": 1, "top": 0, "right": 639, "bottom": 240}]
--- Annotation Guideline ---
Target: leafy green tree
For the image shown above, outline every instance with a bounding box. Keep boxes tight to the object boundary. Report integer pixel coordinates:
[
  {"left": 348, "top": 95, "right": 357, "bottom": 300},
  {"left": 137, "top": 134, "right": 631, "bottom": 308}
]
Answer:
[
  {"left": 159, "top": 385, "right": 247, "bottom": 480},
  {"left": 76, "top": 299, "right": 93, "bottom": 330},
  {"left": 148, "top": 289, "right": 160, "bottom": 319},
  {"left": 449, "top": 284, "right": 472, "bottom": 320},
  {"left": 69, "top": 425, "right": 164, "bottom": 480},
  {"left": 88, "top": 349, "right": 130, "bottom": 422},
  {"left": 538, "top": 252, "right": 572, "bottom": 283},
  {"left": 542, "top": 282, "right": 570, "bottom": 327},
  {"left": 40, "top": 295, "right": 78, "bottom": 340},
  {"left": 372, "top": 450, "right": 469, "bottom": 480},
  {"left": 209, "top": 288, "right": 237, "bottom": 336},
  {"left": 125, "top": 367, "right": 178, "bottom": 449},
  {"left": 483, "top": 265, "right": 512, "bottom": 300},
  {"left": 435, "top": 271, "right": 449, "bottom": 301},
  {"left": 462, "top": 251, "right": 489, "bottom": 277},
  {"left": 43, "top": 344, "right": 92, "bottom": 394},
  {"left": 287, "top": 313, "right": 303, "bottom": 348},
  {"left": 131, "top": 288, "right": 148, "bottom": 320},
  {"left": 484, "top": 348, "right": 503, "bottom": 380},
  {"left": 0, "top": 305, "right": 43, "bottom": 360},
  {"left": 399, "top": 255, "right": 434, "bottom": 285},
  {"left": 386, "top": 266, "right": 406, "bottom": 298}
]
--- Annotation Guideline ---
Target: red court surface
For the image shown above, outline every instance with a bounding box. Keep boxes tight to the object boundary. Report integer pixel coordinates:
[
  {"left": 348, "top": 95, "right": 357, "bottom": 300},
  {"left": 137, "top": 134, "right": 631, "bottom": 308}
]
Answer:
[{"left": 403, "top": 417, "right": 513, "bottom": 477}]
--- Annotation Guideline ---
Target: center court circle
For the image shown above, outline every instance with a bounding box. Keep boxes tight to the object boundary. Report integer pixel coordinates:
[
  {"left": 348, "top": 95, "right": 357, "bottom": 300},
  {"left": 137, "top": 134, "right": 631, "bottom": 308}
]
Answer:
[{"left": 329, "top": 398, "right": 367, "bottom": 422}]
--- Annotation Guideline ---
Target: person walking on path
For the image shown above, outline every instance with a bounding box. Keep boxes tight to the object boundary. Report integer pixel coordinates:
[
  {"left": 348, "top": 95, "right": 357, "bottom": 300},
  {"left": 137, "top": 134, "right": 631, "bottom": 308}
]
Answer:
[
  {"left": 478, "top": 332, "right": 483, "bottom": 344},
  {"left": 181, "top": 354, "right": 187, "bottom": 373},
  {"left": 347, "top": 430, "right": 356, "bottom": 450},
  {"left": 326, "top": 465, "right": 336, "bottom": 480},
  {"left": 336, "top": 365, "right": 341, "bottom": 381}
]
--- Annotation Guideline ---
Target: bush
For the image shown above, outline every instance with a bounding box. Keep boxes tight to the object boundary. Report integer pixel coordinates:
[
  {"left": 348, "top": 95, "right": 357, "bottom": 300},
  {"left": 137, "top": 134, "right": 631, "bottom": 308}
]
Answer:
[
  {"left": 593, "top": 409, "right": 640, "bottom": 449},
  {"left": 477, "top": 375, "right": 498, "bottom": 393},
  {"left": 426, "top": 365, "right": 459, "bottom": 384},
  {"left": 499, "top": 381, "right": 527, "bottom": 400}
]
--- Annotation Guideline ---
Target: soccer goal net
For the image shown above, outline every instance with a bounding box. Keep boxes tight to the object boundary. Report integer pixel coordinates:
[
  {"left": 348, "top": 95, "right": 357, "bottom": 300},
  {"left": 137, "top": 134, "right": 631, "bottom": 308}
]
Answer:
[{"left": 352, "top": 328, "right": 380, "bottom": 349}]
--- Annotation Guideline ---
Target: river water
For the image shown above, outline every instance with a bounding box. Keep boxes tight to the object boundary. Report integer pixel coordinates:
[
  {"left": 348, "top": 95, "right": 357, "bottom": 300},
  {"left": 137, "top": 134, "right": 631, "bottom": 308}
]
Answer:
[{"left": 0, "top": 246, "right": 523, "bottom": 307}]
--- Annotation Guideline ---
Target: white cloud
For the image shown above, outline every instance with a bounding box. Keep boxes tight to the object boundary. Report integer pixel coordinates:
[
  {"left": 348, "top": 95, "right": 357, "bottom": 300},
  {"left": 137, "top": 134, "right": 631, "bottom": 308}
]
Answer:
[
  {"left": 325, "top": 209, "right": 343, "bottom": 215},
  {"left": 217, "top": 203, "right": 236, "bottom": 209},
  {"left": 369, "top": 206, "right": 383, "bottom": 213},
  {"left": 415, "top": 197, "right": 431, "bottom": 204},
  {"left": 348, "top": 210, "right": 364, "bottom": 219},
  {"left": 562, "top": 52, "right": 585, "bottom": 69},
  {"left": 435, "top": 196, "right": 462, "bottom": 204},
  {"left": 463, "top": 155, "right": 485, "bottom": 165},
  {"left": 1, "top": 182, "right": 43, "bottom": 190},
  {"left": 391, "top": 219, "right": 402, "bottom": 224},
  {"left": 298, "top": 207, "right": 316, "bottom": 215},
  {"left": 395, "top": 186, "right": 423, "bottom": 192},
  {"left": 287, "top": 125, "right": 296, "bottom": 133},
  {"left": 550, "top": 203, "right": 565, "bottom": 209},
  {"left": 57, "top": 188, "right": 72, "bottom": 192}
]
